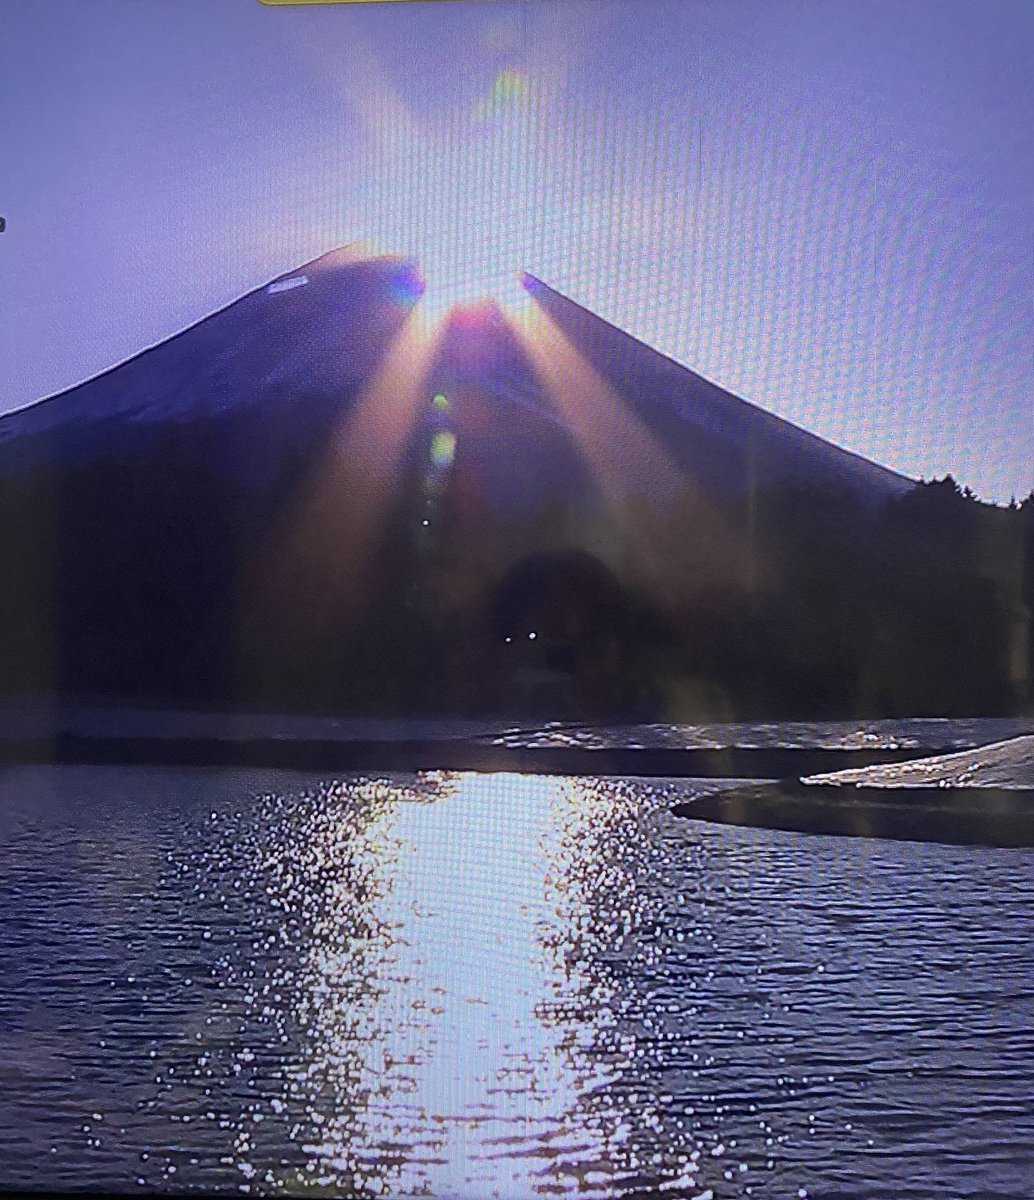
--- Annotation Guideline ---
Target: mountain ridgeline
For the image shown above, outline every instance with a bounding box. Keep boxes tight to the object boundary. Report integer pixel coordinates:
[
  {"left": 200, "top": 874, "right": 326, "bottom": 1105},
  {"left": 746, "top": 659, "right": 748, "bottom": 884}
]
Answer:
[{"left": 0, "top": 249, "right": 1030, "bottom": 720}]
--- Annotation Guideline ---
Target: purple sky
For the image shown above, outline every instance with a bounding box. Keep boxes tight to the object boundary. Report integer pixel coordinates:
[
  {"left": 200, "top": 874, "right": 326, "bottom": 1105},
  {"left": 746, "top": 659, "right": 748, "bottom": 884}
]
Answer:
[{"left": 1, "top": 0, "right": 1031, "bottom": 502}]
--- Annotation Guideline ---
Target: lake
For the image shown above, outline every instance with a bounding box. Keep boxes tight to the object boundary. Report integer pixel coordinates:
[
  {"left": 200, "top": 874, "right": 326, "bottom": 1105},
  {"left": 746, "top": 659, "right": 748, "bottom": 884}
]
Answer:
[{"left": 1, "top": 722, "right": 1032, "bottom": 1198}]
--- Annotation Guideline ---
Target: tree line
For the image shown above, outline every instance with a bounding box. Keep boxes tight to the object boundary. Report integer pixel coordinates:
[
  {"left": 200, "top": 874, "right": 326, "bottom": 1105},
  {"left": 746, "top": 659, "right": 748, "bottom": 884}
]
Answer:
[{"left": 0, "top": 417, "right": 1029, "bottom": 722}]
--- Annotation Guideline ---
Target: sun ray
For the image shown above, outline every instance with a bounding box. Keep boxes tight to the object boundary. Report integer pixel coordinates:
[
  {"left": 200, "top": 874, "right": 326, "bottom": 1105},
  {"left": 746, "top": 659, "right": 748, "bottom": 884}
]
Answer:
[
  {"left": 513, "top": 299, "right": 681, "bottom": 495},
  {"left": 509, "top": 287, "right": 753, "bottom": 595},
  {"left": 240, "top": 300, "right": 444, "bottom": 679}
]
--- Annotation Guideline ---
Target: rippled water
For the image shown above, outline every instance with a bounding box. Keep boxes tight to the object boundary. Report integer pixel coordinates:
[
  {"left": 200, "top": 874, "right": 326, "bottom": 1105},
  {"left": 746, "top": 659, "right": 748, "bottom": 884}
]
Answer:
[{"left": 1, "top": 753, "right": 1033, "bottom": 1198}]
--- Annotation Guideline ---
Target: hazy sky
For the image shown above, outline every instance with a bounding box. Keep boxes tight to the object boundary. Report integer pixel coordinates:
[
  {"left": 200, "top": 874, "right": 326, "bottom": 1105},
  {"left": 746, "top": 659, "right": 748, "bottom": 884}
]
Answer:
[{"left": 2, "top": 0, "right": 1031, "bottom": 502}]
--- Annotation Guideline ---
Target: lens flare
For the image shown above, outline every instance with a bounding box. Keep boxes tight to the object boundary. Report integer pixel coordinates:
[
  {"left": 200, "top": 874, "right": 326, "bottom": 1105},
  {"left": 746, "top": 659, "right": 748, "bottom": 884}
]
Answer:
[
  {"left": 430, "top": 429, "right": 457, "bottom": 469},
  {"left": 389, "top": 262, "right": 426, "bottom": 307},
  {"left": 475, "top": 68, "right": 532, "bottom": 120}
]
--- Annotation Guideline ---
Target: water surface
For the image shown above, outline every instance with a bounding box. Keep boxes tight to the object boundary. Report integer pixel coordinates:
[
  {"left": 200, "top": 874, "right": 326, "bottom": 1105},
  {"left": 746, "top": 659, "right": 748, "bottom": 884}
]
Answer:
[{"left": 1, "top": 742, "right": 1032, "bottom": 1197}]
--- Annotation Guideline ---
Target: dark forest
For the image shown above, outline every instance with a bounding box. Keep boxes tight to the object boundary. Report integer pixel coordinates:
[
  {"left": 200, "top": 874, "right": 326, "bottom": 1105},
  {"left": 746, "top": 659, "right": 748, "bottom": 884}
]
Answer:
[{"left": 0, "top": 418, "right": 1029, "bottom": 722}]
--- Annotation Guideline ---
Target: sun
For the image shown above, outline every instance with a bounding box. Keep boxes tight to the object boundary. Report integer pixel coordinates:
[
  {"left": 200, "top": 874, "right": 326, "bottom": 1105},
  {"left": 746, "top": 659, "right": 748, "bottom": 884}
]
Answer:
[
  {"left": 419, "top": 257, "right": 531, "bottom": 324},
  {"left": 361, "top": 68, "right": 540, "bottom": 327}
]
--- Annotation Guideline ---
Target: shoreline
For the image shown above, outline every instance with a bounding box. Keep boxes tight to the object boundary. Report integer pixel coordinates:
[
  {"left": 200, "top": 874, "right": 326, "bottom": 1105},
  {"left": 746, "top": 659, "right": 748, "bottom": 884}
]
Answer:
[
  {"left": 673, "top": 781, "right": 1034, "bottom": 847},
  {"left": 0, "top": 734, "right": 941, "bottom": 779}
]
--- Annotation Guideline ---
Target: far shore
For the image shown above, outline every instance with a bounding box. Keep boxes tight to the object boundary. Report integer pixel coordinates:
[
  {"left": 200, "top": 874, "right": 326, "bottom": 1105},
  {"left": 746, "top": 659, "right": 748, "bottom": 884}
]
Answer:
[{"left": 0, "top": 732, "right": 936, "bottom": 779}]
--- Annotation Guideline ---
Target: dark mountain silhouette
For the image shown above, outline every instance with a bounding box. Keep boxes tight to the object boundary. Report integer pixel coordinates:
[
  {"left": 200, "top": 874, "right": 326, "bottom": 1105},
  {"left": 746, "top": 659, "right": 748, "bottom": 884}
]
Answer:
[
  {"left": 0, "top": 247, "right": 911, "bottom": 501},
  {"left": 0, "top": 249, "right": 418, "bottom": 480},
  {"left": 519, "top": 274, "right": 910, "bottom": 504},
  {"left": 0, "top": 246, "right": 1027, "bottom": 720}
]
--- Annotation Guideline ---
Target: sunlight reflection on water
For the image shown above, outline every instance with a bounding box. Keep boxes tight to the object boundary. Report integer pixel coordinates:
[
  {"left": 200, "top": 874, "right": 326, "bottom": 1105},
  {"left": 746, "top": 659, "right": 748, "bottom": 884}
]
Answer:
[{"left": 281, "top": 774, "right": 646, "bottom": 1199}]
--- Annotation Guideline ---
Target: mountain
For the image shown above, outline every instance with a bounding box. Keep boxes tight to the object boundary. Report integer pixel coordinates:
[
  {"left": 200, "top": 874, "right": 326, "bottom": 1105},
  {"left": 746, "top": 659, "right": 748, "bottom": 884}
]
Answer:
[
  {"left": 0, "top": 246, "right": 1024, "bottom": 720},
  {"left": 520, "top": 274, "right": 911, "bottom": 502},
  {"left": 0, "top": 246, "right": 910, "bottom": 500},
  {"left": 0, "top": 248, "right": 420, "bottom": 482}
]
